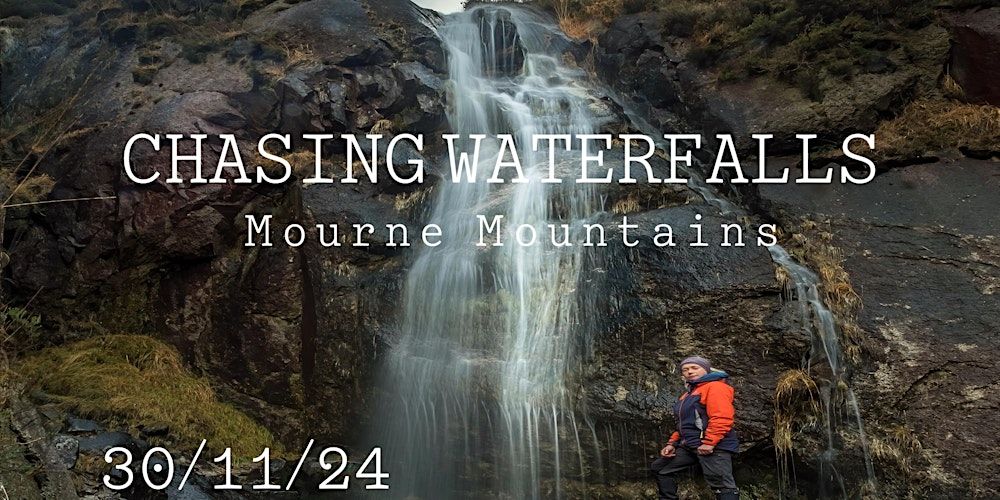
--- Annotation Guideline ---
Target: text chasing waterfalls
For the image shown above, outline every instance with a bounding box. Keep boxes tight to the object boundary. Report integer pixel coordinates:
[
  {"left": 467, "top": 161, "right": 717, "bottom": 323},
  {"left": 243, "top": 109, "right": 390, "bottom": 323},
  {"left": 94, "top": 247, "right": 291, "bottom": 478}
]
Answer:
[
  {"left": 122, "top": 133, "right": 879, "bottom": 186},
  {"left": 121, "top": 132, "right": 876, "bottom": 250}
]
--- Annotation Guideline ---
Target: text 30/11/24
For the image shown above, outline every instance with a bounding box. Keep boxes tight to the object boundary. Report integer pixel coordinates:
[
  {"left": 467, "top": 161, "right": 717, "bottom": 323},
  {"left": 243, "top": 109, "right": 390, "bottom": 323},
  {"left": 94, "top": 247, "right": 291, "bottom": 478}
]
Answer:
[{"left": 102, "top": 441, "right": 388, "bottom": 492}]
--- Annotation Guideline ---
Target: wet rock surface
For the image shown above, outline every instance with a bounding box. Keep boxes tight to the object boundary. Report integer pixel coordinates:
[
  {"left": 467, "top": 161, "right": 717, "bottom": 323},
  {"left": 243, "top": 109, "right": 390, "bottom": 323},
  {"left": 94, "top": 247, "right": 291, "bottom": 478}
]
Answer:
[
  {"left": 595, "top": 4, "right": 999, "bottom": 496},
  {"left": 754, "top": 155, "right": 1000, "bottom": 496},
  {"left": 582, "top": 204, "right": 805, "bottom": 484},
  {"left": 595, "top": 13, "right": 705, "bottom": 136},
  {"left": 2, "top": 0, "right": 997, "bottom": 498},
  {"left": 2, "top": 0, "right": 446, "bottom": 450},
  {"left": 476, "top": 8, "right": 525, "bottom": 76}
]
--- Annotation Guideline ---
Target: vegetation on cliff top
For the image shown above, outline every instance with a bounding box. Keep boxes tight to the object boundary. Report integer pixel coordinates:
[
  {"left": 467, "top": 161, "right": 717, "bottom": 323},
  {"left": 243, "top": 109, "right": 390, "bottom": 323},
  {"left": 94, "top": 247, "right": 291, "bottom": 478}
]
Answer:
[
  {"left": 533, "top": 0, "right": 999, "bottom": 164},
  {"left": 543, "top": 0, "right": 980, "bottom": 83}
]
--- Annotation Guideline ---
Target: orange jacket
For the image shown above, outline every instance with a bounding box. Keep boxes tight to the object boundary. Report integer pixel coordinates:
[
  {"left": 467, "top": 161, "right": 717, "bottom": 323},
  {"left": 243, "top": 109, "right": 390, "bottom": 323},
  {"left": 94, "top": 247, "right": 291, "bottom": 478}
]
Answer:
[{"left": 668, "top": 371, "right": 738, "bottom": 451}]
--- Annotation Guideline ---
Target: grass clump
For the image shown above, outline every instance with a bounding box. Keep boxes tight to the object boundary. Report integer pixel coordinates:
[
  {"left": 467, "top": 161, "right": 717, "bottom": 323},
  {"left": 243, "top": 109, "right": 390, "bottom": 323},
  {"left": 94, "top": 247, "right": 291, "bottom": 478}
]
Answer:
[
  {"left": 773, "top": 369, "right": 820, "bottom": 495},
  {"left": 19, "top": 334, "right": 278, "bottom": 460},
  {"left": 535, "top": 0, "right": 626, "bottom": 40},
  {"left": 773, "top": 369, "right": 819, "bottom": 453},
  {"left": 870, "top": 98, "right": 1000, "bottom": 160},
  {"left": 869, "top": 424, "right": 923, "bottom": 477}
]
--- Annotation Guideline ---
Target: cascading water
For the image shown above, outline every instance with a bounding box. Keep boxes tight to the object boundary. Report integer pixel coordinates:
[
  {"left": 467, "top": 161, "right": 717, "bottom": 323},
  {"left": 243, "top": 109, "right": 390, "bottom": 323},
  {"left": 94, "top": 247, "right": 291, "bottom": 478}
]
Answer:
[
  {"left": 767, "top": 247, "right": 876, "bottom": 497},
  {"left": 369, "top": 3, "right": 873, "bottom": 498},
  {"left": 369, "top": 6, "right": 609, "bottom": 498}
]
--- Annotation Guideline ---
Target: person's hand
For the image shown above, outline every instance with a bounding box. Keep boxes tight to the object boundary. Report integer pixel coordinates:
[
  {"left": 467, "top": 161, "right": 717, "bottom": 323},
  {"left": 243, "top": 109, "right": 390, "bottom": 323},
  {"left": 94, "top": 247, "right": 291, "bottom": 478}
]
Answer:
[
  {"left": 697, "top": 444, "right": 715, "bottom": 455},
  {"left": 660, "top": 444, "right": 676, "bottom": 457}
]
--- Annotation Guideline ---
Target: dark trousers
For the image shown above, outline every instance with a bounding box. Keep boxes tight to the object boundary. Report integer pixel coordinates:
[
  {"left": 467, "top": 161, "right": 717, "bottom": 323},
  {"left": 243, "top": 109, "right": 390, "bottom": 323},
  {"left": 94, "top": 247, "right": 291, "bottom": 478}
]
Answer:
[{"left": 649, "top": 447, "right": 738, "bottom": 499}]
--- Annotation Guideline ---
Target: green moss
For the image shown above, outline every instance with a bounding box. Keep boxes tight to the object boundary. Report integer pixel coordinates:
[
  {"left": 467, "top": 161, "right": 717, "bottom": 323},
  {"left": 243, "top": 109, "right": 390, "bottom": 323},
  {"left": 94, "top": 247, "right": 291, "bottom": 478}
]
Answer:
[{"left": 19, "top": 335, "right": 279, "bottom": 461}]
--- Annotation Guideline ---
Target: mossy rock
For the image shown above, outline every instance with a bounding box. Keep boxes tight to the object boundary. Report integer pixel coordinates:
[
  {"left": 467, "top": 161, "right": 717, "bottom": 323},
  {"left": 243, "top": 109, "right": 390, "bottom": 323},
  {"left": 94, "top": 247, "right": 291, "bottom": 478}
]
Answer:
[
  {"left": 19, "top": 334, "right": 280, "bottom": 461},
  {"left": 0, "top": 410, "right": 43, "bottom": 499}
]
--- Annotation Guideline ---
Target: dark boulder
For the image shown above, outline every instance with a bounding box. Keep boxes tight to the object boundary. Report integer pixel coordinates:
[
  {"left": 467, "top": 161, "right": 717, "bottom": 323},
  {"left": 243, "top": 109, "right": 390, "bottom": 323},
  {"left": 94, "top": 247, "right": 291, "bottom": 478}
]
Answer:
[
  {"left": 475, "top": 7, "right": 525, "bottom": 76},
  {"left": 945, "top": 7, "right": 1000, "bottom": 105}
]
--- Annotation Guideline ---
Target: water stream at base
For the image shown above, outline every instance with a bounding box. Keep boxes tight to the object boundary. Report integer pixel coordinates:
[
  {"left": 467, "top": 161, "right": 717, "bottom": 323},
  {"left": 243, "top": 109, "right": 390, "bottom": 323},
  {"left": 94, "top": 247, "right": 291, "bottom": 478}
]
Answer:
[{"left": 368, "top": 4, "right": 875, "bottom": 498}]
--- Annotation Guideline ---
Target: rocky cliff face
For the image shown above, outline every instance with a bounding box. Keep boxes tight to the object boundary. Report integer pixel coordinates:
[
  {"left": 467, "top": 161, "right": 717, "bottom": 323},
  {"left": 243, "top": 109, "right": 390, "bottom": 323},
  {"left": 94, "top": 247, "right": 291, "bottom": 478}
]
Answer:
[
  {"left": 755, "top": 157, "right": 1000, "bottom": 497},
  {"left": 2, "top": 0, "right": 998, "bottom": 498},
  {"left": 595, "top": 6, "right": 1000, "bottom": 497},
  {"left": 2, "top": 0, "right": 447, "bottom": 445}
]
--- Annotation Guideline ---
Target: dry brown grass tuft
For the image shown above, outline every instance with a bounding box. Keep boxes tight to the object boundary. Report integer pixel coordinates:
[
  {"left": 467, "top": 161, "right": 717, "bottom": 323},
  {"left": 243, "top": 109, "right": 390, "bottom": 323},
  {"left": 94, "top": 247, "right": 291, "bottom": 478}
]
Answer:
[
  {"left": 869, "top": 424, "right": 923, "bottom": 477},
  {"left": 0, "top": 171, "right": 54, "bottom": 207},
  {"left": 871, "top": 98, "right": 1000, "bottom": 160},
  {"left": 559, "top": 17, "right": 600, "bottom": 40},
  {"left": 19, "top": 335, "right": 278, "bottom": 461},
  {"left": 773, "top": 369, "right": 820, "bottom": 451},
  {"left": 285, "top": 150, "right": 319, "bottom": 179},
  {"left": 546, "top": 0, "right": 623, "bottom": 40},
  {"left": 940, "top": 73, "right": 965, "bottom": 101},
  {"left": 394, "top": 187, "right": 434, "bottom": 219},
  {"left": 370, "top": 119, "right": 395, "bottom": 135},
  {"left": 773, "top": 369, "right": 820, "bottom": 489},
  {"left": 611, "top": 192, "right": 641, "bottom": 215},
  {"left": 279, "top": 41, "right": 315, "bottom": 67}
]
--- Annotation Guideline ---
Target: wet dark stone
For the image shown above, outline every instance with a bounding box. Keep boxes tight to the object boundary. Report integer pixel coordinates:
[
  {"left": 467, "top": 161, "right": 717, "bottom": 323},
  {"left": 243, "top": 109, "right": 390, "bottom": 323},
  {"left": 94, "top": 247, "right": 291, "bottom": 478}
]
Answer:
[
  {"left": 65, "top": 417, "right": 103, "bottom": 434},
  {"left": 947, "top": 7, "right": 1000, "bottom": 105},
  {"left": 475, "top": 8, "right": 525, "bottom": 76},
  {"left": 139, "top": 424, "right": 169, "bottom": 439},
  {"left": 77, "top": 432, "right": 144, "bottom": 455},
  {"left": 110, "top": 24, "right": 140, "bottom": 45}
]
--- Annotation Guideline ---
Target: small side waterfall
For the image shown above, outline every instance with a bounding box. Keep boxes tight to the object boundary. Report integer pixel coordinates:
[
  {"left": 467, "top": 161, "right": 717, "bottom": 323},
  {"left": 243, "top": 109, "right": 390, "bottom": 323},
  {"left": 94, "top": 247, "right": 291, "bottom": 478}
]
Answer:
[
  {"left": 370, "top": 6, "right": 608, "bottom": 498},
  {"left": 767, "top": 247, "right": 876, "bottom": 497}
]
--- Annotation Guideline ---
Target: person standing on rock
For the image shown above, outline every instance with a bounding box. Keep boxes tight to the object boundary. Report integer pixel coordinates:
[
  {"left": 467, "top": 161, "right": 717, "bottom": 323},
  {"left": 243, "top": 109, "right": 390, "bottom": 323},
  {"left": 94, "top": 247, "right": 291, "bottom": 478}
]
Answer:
[{"left": 650, "top": 356, "right": 740, "bottom": 500}]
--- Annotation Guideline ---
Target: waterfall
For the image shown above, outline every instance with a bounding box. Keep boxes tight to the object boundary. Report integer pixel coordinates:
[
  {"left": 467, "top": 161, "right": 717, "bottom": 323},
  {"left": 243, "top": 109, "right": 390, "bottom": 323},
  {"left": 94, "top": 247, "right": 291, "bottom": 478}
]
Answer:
[
  {"left": 369, "top": 6, "right": 607, "bottom": 498},
  {"left": 367, "top": 3, "right": 874, "bottom": 498},
  {"left": 767, "top": 247, "right": 876, "bottom": 497}
]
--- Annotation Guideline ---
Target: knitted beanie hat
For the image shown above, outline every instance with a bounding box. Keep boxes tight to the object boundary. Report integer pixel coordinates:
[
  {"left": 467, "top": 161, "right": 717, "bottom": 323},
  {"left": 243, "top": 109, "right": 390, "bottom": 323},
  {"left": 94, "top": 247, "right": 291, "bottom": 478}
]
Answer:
[{"left": 679, "top": 356, "right": 711, "bottom": 372}]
